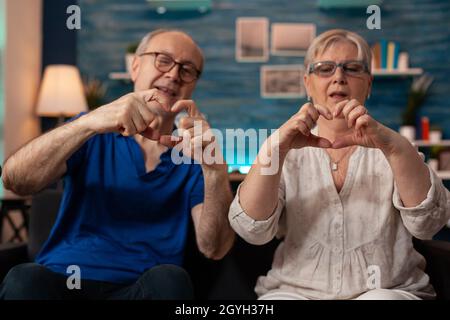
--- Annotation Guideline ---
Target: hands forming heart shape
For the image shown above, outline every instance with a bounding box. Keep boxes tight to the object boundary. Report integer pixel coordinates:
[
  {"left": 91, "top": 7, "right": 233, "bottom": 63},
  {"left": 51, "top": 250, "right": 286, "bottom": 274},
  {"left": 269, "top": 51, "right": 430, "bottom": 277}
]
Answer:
[
  {"left": 84, "top": 88, "right": 212, "bottom": 152},
  {"left": 276, "top": 99, "right": 395, "bottom": 154}
]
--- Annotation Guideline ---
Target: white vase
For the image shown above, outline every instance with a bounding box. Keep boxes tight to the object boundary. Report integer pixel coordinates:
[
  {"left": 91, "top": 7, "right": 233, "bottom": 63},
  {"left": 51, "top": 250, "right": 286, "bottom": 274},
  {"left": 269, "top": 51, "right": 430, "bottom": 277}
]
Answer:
[
  {"left": 125, "top": 53, "right": 135, "bottom": 74},
  {"left": 429, "top": 130, "right": 442, "bottom": 143},
  {"left": 399, "top": 126, "right": 416, "bottom": 143}
]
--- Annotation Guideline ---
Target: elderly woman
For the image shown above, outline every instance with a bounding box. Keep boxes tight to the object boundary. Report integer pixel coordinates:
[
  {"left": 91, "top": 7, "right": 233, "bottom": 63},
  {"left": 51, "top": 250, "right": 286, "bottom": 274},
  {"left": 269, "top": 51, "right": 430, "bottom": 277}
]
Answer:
[{"left": 228, "top": 29, "right": 450, "bottom": 300}]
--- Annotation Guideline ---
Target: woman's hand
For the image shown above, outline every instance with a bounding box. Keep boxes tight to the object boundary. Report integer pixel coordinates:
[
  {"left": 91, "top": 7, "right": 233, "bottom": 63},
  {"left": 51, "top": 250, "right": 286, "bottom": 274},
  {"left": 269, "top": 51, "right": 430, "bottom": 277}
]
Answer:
[
  {"left": 331, "top": 99, "right": 399, "bottom": 155},
  {"left": 275, "top": 102, "right": 333, "bottom": 155}
]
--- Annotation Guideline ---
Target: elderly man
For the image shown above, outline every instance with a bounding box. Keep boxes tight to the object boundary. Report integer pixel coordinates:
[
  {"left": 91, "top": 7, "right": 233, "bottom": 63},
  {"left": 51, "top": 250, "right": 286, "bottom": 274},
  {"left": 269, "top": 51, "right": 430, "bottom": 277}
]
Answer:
[{"left": 0, "top": 29, "right": 235, "bottom": 299}]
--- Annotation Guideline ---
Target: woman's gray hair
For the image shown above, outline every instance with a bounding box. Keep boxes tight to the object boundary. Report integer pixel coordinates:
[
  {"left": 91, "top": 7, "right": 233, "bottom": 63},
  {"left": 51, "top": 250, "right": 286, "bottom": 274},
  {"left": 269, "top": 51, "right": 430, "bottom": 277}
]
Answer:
[
  {"left": 134, "top": 29, "right": 204, "bottom": 72},
  {"left": 304, "top": 29, "right": 372, "bottom": 73}
]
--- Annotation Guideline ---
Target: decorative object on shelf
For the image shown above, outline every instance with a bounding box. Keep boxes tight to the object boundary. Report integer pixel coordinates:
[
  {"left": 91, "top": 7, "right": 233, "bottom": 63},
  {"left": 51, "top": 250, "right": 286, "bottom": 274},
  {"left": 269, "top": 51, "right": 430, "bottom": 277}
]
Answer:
[
  {"left": 371, "top": 41, "right": 422, "bottom": 77},
  {"left": 125, "top": 42, "right": 138, "bottom": 75},
  {"left": 399, "top": 74, "right": 433, "bottom": 142},
  {"left": 429, "top": 126, "right": 443, "bottom": 144},
  {"left": 399, "top": 126, "right": 416, "bottom": 143},
  {"left": 83, "top": 77, "right": 107, "bottom": 110},
  {"left": 36, "top": 65, "right": 88, "bottom": 126},
  {"left": 236, "top": 17, "right": 269, "bottom": 62},
  {"left": 398, "top": 52, "right": 409, "bottom": 71},
  {"left": 421, "top": 116, "right": 429, "bottom": 140}
]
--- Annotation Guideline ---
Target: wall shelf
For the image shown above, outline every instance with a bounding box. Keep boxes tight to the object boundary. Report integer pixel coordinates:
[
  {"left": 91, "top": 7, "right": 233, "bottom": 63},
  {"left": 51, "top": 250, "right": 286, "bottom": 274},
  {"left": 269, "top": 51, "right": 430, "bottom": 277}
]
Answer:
[
  {"left": 109, "top": 72, "right": 131, "bottom": 80},
  {"left": 437, "top": 171, "right": 450, "bottom": 180},
  {"left": 413, "top": 140, "right": 450, "bottom": 147},
  {"left": 412, "top": 140, "right": 450, "bottom": 180},
  {"left": 372, "top": 68, "right": 423, "bottom": 77}
]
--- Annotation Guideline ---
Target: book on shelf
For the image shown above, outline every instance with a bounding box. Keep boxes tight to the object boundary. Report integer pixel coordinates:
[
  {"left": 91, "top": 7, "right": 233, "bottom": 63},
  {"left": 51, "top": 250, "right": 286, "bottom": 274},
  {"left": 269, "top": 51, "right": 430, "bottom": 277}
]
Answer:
[{"left": 371, "top": 40, "right": 404, "bottom": 72}]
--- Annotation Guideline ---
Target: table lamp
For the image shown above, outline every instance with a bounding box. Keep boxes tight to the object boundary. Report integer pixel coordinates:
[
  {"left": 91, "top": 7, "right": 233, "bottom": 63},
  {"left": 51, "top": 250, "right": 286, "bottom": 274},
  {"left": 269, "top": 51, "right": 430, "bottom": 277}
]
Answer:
[{"left": 36, "top": 65, "right": 88, "bottom": 126}]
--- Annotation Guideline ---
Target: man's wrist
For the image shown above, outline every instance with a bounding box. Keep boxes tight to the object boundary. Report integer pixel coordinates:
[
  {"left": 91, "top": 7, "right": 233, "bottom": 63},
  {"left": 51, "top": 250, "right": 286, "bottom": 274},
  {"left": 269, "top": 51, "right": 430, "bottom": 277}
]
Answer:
[
  {"left": 201, "top": 162, "right": 229, "bottom": 177},
  {"left": 72, "top": 113, "right": 98, "bottom": 137}
]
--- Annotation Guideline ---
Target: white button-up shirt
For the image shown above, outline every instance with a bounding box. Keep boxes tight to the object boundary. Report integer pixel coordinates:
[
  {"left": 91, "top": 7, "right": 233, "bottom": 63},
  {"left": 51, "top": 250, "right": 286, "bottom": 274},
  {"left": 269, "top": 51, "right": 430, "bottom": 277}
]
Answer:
[{"left": 229, "top": 146, "right": 450, "bottom": 299}]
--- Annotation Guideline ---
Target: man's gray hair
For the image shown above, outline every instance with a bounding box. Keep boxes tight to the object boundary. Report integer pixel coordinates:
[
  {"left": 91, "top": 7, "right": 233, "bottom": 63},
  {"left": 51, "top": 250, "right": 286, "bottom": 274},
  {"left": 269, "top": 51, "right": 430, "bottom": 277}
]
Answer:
[
  {"left": 135, "top": 29, "right": 178, "bottom": 55},
  {"left": 134, "top": 29, "right": 204, "bottom": 72}
]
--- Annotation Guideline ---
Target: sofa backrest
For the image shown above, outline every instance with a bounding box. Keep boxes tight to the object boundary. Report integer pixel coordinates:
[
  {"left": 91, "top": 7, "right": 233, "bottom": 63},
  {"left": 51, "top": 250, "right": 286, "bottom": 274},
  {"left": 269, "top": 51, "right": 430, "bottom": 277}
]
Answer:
[{"left": 27, "top": 189, "right": 62, "bottom": 260}]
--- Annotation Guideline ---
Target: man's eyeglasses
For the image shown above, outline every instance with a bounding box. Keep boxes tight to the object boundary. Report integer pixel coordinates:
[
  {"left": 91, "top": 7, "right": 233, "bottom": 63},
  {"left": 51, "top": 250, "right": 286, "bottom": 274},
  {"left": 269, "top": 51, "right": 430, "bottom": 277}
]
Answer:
[
  {"left": 308, "top": 60, "right": 370, "bottom": 77},
  {"left": 139, "top": 52, "right": 201, "bottom": 83}
]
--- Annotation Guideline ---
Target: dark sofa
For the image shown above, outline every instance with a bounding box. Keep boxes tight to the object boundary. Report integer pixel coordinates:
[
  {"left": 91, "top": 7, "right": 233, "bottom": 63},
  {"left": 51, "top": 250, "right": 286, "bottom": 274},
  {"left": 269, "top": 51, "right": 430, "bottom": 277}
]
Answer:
[{"left": 1, "top": 189, "right": 450, "bottom": 300}]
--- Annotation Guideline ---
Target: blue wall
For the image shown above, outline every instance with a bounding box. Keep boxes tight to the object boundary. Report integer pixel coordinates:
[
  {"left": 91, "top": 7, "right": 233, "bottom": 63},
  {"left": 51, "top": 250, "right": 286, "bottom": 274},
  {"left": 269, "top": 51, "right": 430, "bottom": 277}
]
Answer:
[
  {"left": 43, "top": 0, "right": 77, "bottom": 69},
  {"left": 77, "top": 0, "right": 450, "bottom": 165}
]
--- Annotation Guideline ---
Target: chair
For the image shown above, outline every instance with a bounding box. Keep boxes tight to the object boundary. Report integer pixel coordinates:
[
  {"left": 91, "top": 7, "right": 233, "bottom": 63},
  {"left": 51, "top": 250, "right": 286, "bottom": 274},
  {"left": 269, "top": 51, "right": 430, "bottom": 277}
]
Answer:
[
  {"left": 1, "top": 189, "right": 449, "bottom": 300},
  {"left": 0, "top": 189, "right": 62, "bottom": 281}
]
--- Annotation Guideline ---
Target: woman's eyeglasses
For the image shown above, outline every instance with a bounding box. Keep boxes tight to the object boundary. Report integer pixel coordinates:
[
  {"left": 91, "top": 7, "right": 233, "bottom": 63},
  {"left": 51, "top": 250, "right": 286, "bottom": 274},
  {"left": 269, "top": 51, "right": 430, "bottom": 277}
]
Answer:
[
  {"left": 308, "top": 60, "right": 370, "bottom": 77},
  {"left": 139, "top": 52, "right": 201, "bottom": 83}
]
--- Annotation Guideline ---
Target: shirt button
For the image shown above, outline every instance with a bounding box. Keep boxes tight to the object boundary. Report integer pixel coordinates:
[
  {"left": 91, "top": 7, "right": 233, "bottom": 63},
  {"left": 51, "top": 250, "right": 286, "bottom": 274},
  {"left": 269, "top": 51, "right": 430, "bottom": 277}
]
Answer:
[{"left": 333, "top": 247, "right": 341, "bottom": 254}]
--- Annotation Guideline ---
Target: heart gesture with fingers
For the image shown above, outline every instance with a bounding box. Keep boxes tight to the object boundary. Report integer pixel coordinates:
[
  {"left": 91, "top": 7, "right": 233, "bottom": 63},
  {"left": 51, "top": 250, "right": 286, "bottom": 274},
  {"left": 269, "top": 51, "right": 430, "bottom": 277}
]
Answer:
[
  {"left": 276, "top": 102, "right": 333, "bottom": 155},
  {"left": 171, "top": 100, "right": 224, "bottom": 169},
  {"left": 330, "top": 99, "right": 395, "bottom": 152},
  {"left": 275, "top": 99, "right": 397, "bottom": 156}
]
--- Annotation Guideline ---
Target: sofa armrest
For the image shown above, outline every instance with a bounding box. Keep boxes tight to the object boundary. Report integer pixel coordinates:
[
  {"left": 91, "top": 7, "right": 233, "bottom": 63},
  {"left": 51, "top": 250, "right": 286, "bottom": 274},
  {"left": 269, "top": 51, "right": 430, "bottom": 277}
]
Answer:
[
  {"left": 413, "top": 238, "right": 450, "bottom": 300},
  {"left": 0, "top": 242, "right": 28, "bottom": 282}
]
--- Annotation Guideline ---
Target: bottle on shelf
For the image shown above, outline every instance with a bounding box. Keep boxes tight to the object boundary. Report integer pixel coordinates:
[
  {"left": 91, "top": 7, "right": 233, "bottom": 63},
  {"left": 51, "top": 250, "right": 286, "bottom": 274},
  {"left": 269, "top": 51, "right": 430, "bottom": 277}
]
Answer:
[{"left": 421, "top": 116, "right": 429, "bottom": 140}]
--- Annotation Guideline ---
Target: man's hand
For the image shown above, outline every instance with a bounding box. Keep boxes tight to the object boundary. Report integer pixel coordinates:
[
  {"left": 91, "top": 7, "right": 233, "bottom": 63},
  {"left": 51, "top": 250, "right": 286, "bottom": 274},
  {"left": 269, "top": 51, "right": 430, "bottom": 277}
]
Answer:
[
  {"left": 171, "top": 100, "right": 225, "bottom": 169},
  {"left": 83, "top": 89, "right": 180, "bottom": 146}
]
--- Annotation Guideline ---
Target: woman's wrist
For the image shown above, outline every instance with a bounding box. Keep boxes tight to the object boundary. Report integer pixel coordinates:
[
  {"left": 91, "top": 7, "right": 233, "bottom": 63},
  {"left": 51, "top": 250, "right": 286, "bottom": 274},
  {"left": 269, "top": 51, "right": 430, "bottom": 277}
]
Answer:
[{"left": 381, "top": 131, "right": 412, "bottom": 160}]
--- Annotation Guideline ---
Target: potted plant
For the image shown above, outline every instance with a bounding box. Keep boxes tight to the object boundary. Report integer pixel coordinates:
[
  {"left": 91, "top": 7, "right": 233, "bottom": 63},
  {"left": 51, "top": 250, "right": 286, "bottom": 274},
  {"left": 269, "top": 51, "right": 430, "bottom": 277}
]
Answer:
[
  {"left": 125, "top": 42, "right": 139, "bottom": 75},
  {"left": 83, "top": 77, "right": 107, "bottom": 110},
  {"left": 399, "top": 74, "right": 433, "bottom": 142}
]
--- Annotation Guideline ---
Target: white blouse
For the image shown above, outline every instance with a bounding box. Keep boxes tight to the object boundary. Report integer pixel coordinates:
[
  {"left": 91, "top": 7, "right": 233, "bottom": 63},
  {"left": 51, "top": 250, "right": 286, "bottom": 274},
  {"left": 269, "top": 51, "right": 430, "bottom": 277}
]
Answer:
[{"left": 229, "top": 146, "right": 450, "bottom": 299}]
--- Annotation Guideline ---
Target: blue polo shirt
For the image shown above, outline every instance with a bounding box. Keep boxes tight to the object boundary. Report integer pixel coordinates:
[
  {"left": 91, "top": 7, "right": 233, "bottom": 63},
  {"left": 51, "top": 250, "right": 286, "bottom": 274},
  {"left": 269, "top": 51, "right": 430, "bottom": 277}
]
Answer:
[{"left": 36, "top": 129, "right": 204, "bottom": 284}]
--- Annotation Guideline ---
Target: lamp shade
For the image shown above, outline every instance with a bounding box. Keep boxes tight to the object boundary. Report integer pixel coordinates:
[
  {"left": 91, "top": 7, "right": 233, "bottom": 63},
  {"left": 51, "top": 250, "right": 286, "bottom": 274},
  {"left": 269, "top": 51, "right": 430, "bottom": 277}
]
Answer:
[{"left": 36, "top": 65, "right": 88, "bottom": 116}]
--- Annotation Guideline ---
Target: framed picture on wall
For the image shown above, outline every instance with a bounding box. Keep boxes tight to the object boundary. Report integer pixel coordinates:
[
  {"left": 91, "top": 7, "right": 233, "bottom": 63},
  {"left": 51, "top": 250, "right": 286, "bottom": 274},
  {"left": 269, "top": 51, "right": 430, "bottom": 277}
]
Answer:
[
  {"left": 260, "top": 65, "right": 306, "bottom": 98},
  {"left": 271, "top": 23, "right": 316, "bottom": 56},
  {"left": 236, "top": 17, "right": 269, "bottom": 62}
]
